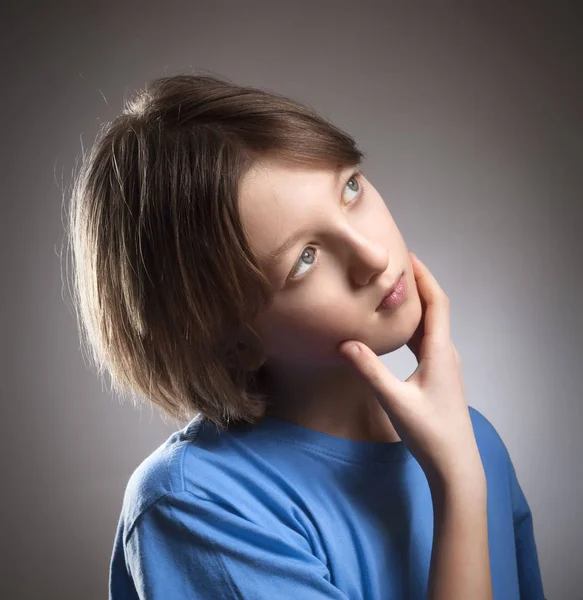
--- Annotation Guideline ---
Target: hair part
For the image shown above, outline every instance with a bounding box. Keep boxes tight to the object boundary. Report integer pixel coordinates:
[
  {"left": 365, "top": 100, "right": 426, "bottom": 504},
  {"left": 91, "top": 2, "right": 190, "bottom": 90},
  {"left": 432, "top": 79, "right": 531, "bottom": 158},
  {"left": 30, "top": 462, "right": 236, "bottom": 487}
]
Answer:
[{"left": 65, "top": 71, "right": 365, "bottom": 431}]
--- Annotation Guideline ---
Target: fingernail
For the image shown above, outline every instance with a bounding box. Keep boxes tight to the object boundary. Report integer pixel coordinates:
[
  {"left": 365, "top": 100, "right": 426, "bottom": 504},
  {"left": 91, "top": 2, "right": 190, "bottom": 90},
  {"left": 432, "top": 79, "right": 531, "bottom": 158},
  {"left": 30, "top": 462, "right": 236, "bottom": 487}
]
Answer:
[{"left": 342, "top": 343, "right": 360, "bottom": 357}]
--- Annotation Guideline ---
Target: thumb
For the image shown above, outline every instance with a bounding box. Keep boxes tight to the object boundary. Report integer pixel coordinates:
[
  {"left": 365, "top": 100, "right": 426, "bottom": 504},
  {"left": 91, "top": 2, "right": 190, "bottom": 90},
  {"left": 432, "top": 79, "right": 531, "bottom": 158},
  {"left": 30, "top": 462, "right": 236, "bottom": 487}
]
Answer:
[{"left": 338, "top": 342, "right": 406, "bottom": 413}]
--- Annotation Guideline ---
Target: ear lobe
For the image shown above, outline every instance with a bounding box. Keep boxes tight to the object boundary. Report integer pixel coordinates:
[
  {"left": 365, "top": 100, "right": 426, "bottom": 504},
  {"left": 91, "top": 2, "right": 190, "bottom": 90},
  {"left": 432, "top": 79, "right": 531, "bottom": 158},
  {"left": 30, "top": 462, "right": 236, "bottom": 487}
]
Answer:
[
  {"left": 232, "top": 335, "right": 266, "bottom": 372},
  {"left": 242, "top": 347, "right": 267, "bottom": 372}
]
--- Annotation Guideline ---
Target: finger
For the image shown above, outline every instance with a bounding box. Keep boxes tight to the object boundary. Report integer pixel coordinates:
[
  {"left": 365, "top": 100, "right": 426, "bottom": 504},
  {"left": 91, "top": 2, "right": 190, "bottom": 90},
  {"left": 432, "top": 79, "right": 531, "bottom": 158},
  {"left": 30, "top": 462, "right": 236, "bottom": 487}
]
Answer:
[
  {"left": 406, "top": 312, "right": 425, "bottom": 363},
  {"left": 451, "top": 341, "right": 466, "bottom": 400},
  {"left": 338, "top": 341, "right": 410, "bottom": 418},
  {"left": 410, "top": 253, "right": 451, "bottom": 353},
  {"left": 451, "top": 341, "right": 461, "bottom": 367}
]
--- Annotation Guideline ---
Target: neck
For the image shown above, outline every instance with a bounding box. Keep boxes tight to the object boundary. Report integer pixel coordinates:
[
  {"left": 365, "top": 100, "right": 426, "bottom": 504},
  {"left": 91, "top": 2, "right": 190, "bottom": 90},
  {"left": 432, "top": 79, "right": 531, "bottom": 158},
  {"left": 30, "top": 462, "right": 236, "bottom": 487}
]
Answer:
[{"left": 257, "top": 362, "right": 401, "bottom": 443}]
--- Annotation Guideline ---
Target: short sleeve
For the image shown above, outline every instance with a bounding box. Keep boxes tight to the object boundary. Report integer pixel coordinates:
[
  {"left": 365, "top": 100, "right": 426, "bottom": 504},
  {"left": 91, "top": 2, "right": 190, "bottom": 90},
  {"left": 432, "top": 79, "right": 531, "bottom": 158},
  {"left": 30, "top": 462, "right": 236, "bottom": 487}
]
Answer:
[
  {"left": 123, "top": 491, "right": 350, "bottom": 600},
  {"left": 507, "top": 457, "right": 546, "bottom": 600}
]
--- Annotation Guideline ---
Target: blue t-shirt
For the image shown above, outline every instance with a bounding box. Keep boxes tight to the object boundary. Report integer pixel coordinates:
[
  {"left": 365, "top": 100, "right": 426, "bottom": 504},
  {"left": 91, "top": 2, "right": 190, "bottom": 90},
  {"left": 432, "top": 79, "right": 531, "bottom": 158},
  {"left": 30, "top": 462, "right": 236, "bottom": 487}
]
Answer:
[{"left": 109, "top": 406, "right": 545, "bottom": 599}]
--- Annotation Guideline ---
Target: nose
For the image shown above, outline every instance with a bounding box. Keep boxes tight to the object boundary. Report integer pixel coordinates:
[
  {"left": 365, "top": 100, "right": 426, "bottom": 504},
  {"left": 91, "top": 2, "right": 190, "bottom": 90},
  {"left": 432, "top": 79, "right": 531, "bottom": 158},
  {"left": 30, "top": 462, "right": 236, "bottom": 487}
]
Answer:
[{"left": 345, "top": 233, "right": 389, "bottom": 287}]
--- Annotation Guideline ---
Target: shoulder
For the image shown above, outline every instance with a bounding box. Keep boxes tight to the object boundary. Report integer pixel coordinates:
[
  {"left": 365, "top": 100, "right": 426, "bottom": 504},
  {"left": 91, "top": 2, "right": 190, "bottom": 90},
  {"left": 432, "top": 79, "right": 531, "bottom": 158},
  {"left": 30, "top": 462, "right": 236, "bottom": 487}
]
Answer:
[
  {"left": 120, "top": 417, "right": 213, "bottom": 535},
  {"left": 468, "top": 405, "right": 513, "bottom": 470},
  {"left": 118, "top": 416, "right": 279, "bottom": 537}
]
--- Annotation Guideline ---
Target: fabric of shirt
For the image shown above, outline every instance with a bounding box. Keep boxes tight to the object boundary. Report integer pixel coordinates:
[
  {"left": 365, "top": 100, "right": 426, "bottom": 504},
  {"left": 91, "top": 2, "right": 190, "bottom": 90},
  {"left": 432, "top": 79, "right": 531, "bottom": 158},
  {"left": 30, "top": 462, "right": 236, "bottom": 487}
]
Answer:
[{"left": 109, "top": 406, "right": 545, "bottom": 599}]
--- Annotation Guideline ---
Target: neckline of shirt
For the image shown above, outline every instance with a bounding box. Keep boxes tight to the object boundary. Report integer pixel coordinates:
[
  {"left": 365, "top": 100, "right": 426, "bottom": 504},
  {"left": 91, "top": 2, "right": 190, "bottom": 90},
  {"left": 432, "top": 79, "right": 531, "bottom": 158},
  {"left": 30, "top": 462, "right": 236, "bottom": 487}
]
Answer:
[{"left": 224, "top": 415, "right": 414, "bottom": 464}]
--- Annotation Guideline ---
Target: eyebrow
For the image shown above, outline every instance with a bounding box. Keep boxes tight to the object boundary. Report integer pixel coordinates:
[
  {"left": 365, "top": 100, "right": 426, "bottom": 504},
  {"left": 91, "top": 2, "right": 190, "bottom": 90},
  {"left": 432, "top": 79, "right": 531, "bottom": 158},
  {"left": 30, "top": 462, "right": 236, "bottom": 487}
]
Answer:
[{"left": 266, "top": 165, "right": 350, "bottom": 269}]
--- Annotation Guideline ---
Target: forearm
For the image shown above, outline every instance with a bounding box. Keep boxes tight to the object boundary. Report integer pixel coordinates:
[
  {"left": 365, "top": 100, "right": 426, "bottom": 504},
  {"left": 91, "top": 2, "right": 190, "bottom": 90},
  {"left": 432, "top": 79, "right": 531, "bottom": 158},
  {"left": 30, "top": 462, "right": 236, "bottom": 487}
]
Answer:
[{"left": 427, "top": 472, "right": 493, "bottom": 600}]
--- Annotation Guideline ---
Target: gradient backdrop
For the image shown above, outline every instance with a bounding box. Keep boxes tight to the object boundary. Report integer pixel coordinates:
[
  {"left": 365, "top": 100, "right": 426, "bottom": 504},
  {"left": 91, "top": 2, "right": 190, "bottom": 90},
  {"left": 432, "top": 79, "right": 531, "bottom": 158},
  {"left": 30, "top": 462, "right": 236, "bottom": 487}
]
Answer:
[{"left": 3, "top": 1, "right": 582, "bottom": 598}]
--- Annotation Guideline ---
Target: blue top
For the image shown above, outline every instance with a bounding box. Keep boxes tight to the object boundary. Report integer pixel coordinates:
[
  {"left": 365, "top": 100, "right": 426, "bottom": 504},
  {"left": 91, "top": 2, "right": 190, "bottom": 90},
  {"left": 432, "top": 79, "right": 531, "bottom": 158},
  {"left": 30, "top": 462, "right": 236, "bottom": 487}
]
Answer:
[{"left": 109, "top": 406, "right": 545, "bottom": 599}]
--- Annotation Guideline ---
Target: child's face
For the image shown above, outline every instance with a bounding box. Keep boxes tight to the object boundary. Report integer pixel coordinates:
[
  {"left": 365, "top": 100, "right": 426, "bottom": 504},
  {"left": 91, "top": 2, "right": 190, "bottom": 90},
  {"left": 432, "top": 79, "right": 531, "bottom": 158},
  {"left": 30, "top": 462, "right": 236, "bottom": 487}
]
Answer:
[{"left": 238, "top": 157, "right": 422, "bottom": 375}]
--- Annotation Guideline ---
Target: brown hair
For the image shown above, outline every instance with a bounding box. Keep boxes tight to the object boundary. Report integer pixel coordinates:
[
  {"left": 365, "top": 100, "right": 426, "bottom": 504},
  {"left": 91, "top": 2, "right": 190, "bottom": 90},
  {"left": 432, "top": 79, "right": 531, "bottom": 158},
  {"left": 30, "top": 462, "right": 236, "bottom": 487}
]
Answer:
[{"left": 65, "top": 71, "right": 364, "bottom": 431}]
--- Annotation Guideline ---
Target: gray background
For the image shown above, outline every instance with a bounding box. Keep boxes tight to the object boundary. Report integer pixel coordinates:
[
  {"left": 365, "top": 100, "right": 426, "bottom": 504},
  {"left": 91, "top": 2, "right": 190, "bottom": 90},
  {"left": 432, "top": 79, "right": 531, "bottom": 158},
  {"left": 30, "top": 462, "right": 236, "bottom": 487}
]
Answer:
[{"left": 3, "top": 1, "right": 582, "bottom": 598}]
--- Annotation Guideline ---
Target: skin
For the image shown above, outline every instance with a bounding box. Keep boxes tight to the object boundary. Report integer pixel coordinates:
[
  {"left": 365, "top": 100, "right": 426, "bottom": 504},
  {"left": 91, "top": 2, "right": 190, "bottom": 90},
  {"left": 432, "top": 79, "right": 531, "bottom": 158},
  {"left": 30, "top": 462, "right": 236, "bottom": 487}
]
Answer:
[
  {"left": 240, "top": 161, "right": 494, "bottom": 597},
  {"left": 238, "top": 157, "right": 424, "bottom": 443}
]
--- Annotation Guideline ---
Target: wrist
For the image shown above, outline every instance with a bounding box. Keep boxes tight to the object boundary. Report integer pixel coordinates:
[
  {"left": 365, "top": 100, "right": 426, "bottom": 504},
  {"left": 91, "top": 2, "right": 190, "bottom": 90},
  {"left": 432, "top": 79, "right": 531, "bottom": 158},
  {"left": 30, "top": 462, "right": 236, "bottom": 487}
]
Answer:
[{"left": 428, "top": 463, "right": 487, "bottom": 501}]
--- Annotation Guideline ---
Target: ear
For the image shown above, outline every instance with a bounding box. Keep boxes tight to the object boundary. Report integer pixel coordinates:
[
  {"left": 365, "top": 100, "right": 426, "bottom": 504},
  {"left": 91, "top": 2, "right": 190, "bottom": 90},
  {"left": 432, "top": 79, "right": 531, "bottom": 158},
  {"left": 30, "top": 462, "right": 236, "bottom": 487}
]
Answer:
[
  {"left": 240, "top": 343, "right": 266, "bottom": 372},
  {"left": 236, "top": 324, "right": 267, "bottom": 372}
]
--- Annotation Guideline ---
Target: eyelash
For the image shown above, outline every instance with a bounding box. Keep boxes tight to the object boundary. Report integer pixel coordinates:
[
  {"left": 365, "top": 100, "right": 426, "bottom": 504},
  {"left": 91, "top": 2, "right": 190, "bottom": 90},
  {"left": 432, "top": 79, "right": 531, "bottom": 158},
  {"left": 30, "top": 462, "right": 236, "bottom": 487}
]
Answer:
[{"left": 288, "top": 170, "right": 366, "bottom": 282}]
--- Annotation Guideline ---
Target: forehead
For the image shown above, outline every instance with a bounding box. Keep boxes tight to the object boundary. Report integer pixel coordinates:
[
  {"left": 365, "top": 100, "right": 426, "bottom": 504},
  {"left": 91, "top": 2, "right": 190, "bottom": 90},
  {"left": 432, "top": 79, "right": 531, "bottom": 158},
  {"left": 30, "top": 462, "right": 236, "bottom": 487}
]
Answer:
[
  {"left": 238, "top": 158, "right": 345, "bottom": 264},
  {"left": 240, "top": 158, "right": 342, "bottom": 202}
]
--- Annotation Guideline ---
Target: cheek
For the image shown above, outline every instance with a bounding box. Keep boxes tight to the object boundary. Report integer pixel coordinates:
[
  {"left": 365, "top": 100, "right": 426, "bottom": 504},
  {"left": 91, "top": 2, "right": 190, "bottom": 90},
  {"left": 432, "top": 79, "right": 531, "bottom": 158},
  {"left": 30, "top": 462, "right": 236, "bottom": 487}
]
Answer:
[{"left": 269, "top": 300, "right": 364, "bottom": 352}]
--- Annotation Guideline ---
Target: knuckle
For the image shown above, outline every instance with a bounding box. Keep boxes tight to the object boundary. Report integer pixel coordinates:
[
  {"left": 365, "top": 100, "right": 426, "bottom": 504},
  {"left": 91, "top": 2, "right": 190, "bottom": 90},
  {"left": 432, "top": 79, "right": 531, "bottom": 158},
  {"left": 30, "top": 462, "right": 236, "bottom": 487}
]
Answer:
[
  {"left": 452, "top": 345, "right": 462, "bottom": 366},
  {"left": 366, "top": 366, "right": 381, "bottom": 388}
]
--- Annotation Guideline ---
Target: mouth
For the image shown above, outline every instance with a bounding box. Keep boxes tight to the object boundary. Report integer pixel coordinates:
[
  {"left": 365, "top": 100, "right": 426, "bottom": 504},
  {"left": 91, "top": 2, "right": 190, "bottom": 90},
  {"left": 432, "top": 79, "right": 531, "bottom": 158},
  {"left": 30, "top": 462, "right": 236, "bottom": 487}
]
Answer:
[{"left": 376, "top": 270, "right": 406, "bottom": 311}]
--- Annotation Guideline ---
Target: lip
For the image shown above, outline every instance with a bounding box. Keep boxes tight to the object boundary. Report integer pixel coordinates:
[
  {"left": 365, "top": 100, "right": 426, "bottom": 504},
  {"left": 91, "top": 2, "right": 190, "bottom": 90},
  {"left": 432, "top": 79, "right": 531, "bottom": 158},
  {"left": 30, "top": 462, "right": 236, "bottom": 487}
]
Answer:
[{"left": 376, "top": 270, "right": 405, "bottom": 311}]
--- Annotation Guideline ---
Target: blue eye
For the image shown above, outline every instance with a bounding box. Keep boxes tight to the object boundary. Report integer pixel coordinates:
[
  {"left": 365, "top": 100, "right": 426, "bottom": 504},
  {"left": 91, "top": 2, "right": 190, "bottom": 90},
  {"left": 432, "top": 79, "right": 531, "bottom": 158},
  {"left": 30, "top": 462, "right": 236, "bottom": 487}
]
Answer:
[{"left": 288, "top": 171, "right": 365, "bottom": 281}]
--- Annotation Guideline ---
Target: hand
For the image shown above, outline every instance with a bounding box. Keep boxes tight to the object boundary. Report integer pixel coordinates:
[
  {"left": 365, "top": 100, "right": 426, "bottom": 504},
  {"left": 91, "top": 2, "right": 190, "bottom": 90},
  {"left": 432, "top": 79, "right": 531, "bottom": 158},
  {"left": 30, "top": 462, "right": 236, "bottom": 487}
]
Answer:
[{"left": 338, "top": 252, "right": 483, "bottom": 488}]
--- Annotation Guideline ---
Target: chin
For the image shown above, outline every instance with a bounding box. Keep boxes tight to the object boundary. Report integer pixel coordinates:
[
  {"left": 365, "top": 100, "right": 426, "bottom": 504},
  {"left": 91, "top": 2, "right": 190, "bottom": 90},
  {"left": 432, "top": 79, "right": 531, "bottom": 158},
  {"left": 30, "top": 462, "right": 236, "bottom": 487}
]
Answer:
[{"left": 377, "top": 295, "right": 421, "bottom": 355}]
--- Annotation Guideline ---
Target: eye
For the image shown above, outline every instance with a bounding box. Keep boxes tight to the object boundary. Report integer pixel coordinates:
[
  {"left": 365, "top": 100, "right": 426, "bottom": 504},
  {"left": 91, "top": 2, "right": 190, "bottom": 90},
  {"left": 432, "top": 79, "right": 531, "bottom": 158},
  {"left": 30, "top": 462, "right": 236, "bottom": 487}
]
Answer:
[{"left": 288, "top": 170, "right": 365, "bottom": 282}]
